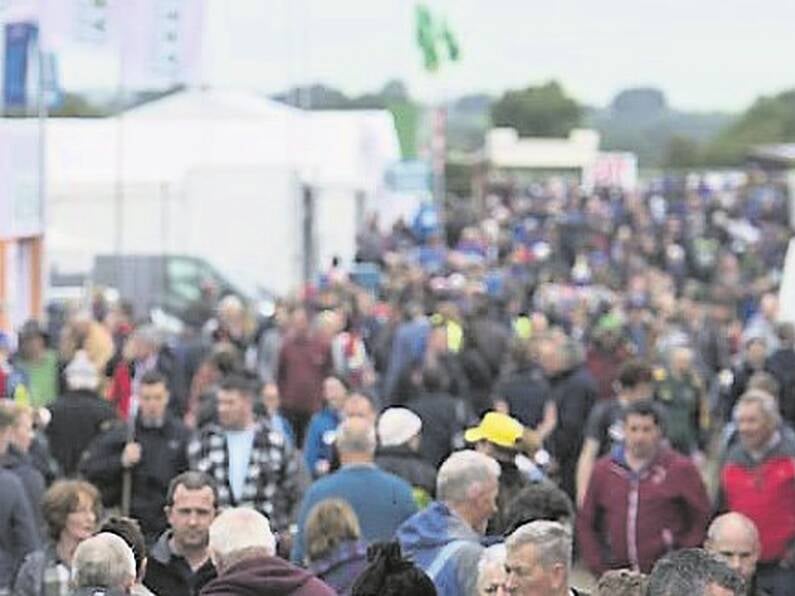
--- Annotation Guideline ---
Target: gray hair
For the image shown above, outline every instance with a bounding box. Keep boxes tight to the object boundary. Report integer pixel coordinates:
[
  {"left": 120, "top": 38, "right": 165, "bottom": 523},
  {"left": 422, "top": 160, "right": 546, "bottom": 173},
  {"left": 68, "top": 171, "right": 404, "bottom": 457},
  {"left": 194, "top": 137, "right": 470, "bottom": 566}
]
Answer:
[
  {"left": 71, "top": 533, "right": 136, "bottom": 590},
  {"left": 437, "top": 450, "right": 500, "bottom": 504},
  {"left": 132, "top": 325, "right": 162, "bottom": 348},
  {"left": 647, "top": 548, "right": 744, "bottom": 596},
  {"left": 209, "top": 508, "right": 276, "bottom": 563},
  {"left": 335, "top": 417, "right": 376, "bottom": 456},
  {"left": 477, "top": 543, "right": 506, "bottom": 589},
  {"left": 506, "top": 520, "right": 572, "bottom": 571},
  {"left": 735, "top": 389, "right": 782, "bottom": 427}
]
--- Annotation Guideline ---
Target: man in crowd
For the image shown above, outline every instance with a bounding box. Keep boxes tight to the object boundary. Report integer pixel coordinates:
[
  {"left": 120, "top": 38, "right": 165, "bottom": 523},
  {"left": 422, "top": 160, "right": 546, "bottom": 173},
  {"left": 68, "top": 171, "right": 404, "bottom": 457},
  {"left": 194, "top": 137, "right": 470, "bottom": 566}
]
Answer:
[
  {"left": 705, "top": 513, "right": 770, "bottom": 596},
  {"left": 189, "top": 374, "right": 302, "bottom": 536},
  {"left": 14, "top": 320, "right": 58, "bottom": 408},
  {"left": 303, "top": 375, "right": 348, "bottom": 478},
  {"left": 504, "top": 520, "right": 588, "bottom": 596},
  {"left": 122, "top": 325, "right": 187, "bottom": 419},
  {"left": 540, "top": 334, "right": 598, "bottom": 501},
  {"left": 578, "top": 400, "right": 711, "bottom": 574},
  {"left": 728, "top": 337, "right": 769, "bottom": 420},
  {"left": 80, "top": 371, "right": 192, "bottom": 542},
  {"left": 0, "top": 401, "right": 45, "bottom": 534},
  {"left": 397, "top": 450, "right": 500, "bottom": 596},
  {"left": 719, "top": 390, "right": 795, "bottom": 595},
  {"left": 0, "top": 405, "right": 39, "bottom": 592},
  {"left": 765, "top": 322, "right": 795, "bottom": 427},
  {"left": 144, "top": 472, "right": 218, "bottom": 596},
  {"left": 46, "top": 349, "right": 117, "bottom": 476},
  {"left": 291, "top": 416, "right": 417, "bottom": 563},
  {"left": 375, "top": 407, "right": 437, "bottom": 506},
  {"left": 647, "top": 548, "right": 745, "bottom": 596},
  {"left": 656, "top": 345, "right": 707, "bottom": 456},
  {"left": 277, "top": 307, "right": 332, "bottom": 446},
  {"left": 70, "top": 533, "right": 137, "bottom": 596},
  {"left": 202, "top": 507, "right": 334, "bottom": 596},
  {"left": 576, "top": 359, "right": 654, "bottom": 506},
  {"left": 464, "top": 411, "right": 543, "bottom": 534}
]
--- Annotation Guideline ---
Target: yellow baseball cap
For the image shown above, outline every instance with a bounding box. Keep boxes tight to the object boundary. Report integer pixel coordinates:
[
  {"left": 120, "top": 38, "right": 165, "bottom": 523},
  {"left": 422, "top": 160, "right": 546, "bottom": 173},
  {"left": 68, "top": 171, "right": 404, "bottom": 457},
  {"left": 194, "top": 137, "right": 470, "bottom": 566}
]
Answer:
[{"left": 464, "top": 412, "right": 525, "bottom": 449}]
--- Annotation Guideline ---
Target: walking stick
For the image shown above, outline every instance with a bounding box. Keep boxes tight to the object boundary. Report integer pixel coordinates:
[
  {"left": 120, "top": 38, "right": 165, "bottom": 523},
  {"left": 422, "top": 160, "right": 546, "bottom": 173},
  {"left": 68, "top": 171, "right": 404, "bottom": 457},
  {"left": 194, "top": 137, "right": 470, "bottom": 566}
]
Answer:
[{"left": 121, "top": 415, "right": 135, "bottom": 517}]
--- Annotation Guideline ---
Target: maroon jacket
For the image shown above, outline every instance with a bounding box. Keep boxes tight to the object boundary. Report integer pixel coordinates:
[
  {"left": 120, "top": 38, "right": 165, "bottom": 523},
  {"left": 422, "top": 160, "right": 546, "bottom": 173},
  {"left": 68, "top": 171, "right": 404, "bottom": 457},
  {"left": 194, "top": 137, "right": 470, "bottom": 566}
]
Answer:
[
  {"left": 577, "top": 445, "right": 711, "bottom": 575},
  {"left": 277, "top": 333, "right": 331, "bottom": 415},
  {"left": 199, "top": 556, "right": 335, "bottom": 596}
]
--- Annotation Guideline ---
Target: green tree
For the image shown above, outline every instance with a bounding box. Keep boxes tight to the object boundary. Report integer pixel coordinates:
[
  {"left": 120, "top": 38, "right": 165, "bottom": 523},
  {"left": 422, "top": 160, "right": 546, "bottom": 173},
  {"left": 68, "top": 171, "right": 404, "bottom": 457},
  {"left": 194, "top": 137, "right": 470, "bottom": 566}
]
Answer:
[
  {"left": 490, "top": 81, "right": 582, "bottom": 137},
  {"left": 664, "top": 135, "right": 703, "bottom": 168},
  {"left": 703, "top": 89, "right": 795, "bottom": 165}
]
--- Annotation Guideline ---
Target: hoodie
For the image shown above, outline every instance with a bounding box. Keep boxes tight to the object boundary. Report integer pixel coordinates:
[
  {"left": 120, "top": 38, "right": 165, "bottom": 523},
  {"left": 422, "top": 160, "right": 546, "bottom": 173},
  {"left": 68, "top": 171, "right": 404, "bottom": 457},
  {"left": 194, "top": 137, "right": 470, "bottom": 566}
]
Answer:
[
  {"left": 199, "top": 556, "right": 335, "bottom": 596},
  {"left": 0, "top": 446, "right": 45, "bottom": 537},
  {"left": 396, "top": 501, "right": 484, "bottom": 596}
]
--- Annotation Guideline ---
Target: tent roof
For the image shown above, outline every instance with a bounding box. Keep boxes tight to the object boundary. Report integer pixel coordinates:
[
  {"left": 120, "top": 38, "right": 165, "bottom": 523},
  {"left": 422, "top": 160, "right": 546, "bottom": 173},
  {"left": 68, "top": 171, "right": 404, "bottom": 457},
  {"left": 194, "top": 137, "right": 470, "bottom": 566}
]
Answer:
[
  {"left": 123, "top": 88, "right": 301, "bottom": 121},
  {"left": 40, "top": 89, "right": 400, "bottom": 189}
]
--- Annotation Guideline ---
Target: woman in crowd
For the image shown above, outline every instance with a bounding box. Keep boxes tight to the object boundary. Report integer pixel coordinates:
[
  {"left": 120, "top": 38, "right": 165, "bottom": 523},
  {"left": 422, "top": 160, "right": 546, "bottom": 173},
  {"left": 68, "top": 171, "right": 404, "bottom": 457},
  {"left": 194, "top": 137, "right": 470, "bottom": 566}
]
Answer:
[
  {"left": 14, "top": 480, "right": 101, "bottom": 596},
  {"left": 304, "top": 499, "right": 369, "bottom": 595}
]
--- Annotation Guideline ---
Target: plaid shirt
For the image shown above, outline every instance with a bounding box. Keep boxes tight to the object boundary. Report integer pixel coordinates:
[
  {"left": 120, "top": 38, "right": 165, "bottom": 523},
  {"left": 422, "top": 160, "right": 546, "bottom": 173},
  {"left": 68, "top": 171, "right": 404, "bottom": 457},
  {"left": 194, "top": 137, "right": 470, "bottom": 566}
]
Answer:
[
  {"left": 188, "top": 420, "right": 302, "bottom": 532},
  {"left": 13, "top": 545, "right": 70, "bottom": 596}
]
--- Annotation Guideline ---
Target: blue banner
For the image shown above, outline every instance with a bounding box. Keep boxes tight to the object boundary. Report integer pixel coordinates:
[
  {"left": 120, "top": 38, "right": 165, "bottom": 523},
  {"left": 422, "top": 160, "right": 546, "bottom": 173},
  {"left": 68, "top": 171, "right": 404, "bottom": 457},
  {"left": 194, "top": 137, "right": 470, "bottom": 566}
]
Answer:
[{"left": 3, "top": 22, "right": 38, "bottom": 109}]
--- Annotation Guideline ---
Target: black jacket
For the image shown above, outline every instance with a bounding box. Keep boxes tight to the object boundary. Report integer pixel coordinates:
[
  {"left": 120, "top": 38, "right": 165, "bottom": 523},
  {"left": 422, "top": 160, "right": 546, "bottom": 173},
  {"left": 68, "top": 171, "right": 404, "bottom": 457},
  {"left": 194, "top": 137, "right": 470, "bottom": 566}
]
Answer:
[
  {"left": 144, "top": 531, "right": 216, "bottom": 596},
  {"left": 496, "top": 365, "right": 551, "bottom": 428},
  {"left": 79, "top": 415, "right": 191, "bottom": 542},
  {"left": 405, "top": 392, "right": 471, "bottom": 468},
  {"left": 548, "top": 366, "right": 598, "bottom": 500},
  {"left": 0, "top": 446, "right": 45, "bottom": 538},
  {"left": 46, "top": 389, "right": 117, "bottom": 477},
  {"left": 375, "top": 444, "right": 437, "bottom": 498},
  {"left": 766, "top": 347, "right": 795, "bottom": 425},
  {"left": 0, "top": 469, "right": 39, "bottom": 589}
]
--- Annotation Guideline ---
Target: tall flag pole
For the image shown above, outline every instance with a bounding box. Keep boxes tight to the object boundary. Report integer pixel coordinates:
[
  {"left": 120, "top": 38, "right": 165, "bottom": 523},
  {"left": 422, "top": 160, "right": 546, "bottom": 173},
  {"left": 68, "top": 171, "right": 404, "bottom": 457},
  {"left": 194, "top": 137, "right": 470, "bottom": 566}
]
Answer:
[{"left": 414, "top": 3, "right": 459, "bottom": 222}]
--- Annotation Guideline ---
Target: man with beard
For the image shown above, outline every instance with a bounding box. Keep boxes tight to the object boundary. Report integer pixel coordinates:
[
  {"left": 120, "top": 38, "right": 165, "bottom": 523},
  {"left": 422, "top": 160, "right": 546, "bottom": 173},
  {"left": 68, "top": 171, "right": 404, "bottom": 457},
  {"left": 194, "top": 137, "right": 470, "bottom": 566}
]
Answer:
[{"left": 144, "top": 472, "right": 218, "bottom": 596}]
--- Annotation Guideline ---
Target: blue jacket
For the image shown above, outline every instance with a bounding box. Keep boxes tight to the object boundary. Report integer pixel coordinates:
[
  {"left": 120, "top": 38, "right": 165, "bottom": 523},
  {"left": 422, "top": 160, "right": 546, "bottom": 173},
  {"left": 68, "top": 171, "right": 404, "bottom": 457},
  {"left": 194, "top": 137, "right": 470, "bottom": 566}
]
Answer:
[
  {"left": 383, "top": 318, "right": 430, "bottom": 401},
  {"left": 303, "top": 408, "right": 340, "bottom": 477},
  {"left": 291, "top": 464, "right": 417, "bottom": 564},
  {"left": 396, "top": 501, "right": 485, "bottom": 596}
]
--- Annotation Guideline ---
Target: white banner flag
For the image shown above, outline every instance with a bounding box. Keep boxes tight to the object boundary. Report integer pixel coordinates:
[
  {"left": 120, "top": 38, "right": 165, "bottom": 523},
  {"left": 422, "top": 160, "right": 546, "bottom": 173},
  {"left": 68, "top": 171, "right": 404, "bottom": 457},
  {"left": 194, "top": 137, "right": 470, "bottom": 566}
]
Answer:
[
  {"left": 9, "top": 0, "right": 204, "bottom": 89},
  {"left": 119, "top": 0, "right": 204, "bottom": 89}
]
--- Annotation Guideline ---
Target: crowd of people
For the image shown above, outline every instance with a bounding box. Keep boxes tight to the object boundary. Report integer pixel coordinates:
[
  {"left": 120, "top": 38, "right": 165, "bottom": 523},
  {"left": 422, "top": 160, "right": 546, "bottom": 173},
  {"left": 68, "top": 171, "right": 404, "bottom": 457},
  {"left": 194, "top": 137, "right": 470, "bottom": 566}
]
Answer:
[{"left": 0, "top": 170, "right": 794, "bottom": 595}]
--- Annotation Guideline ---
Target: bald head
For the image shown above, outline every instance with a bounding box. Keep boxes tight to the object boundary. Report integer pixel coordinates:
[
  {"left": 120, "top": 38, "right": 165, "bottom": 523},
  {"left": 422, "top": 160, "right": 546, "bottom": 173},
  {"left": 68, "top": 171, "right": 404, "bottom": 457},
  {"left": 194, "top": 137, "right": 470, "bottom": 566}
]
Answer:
[
  {"left": 335, "top": 416, "right": 376, "bottom": 463},
  {"left": 705, "top": 513, "right": 760, "bottom": 584}
]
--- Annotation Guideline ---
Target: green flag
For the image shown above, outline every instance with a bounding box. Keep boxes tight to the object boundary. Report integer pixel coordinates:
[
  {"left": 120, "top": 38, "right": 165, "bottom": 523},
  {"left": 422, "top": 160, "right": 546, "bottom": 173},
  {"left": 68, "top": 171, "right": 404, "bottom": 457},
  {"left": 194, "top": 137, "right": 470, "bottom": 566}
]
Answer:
[
  {"left": 415, "top": 4, "right": 460, "bottom": 72},
  {"left": 415, "top": 4, "right": 439, "bottom": 72},
  {"left": 441, "top": 19, "right": 460, "bottom": 62}
]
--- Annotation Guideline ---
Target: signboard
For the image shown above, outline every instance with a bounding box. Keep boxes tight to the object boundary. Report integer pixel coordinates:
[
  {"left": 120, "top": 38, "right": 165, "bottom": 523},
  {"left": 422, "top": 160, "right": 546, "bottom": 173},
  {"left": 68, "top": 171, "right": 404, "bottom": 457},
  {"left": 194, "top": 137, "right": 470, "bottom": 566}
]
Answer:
[
  {"left": 585, "top": 152, "right": 638, "bottom": 191},
  {"left": 384, "top": 159, "right": 432, "bottom": 193}
]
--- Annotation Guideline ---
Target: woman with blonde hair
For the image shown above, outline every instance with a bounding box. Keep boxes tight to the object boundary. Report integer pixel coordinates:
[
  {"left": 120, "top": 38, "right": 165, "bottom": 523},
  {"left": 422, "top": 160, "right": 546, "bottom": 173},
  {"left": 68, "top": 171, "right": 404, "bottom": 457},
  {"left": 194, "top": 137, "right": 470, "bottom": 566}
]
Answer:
[{"left": 304, "top": 499, "right": 368, "bottom": 595}]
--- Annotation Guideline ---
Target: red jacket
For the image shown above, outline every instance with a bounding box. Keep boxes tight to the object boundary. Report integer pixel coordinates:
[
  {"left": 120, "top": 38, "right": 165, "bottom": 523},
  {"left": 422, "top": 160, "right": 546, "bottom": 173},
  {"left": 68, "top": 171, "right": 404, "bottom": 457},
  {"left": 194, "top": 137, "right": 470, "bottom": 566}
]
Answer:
[
  {"left": 720, "top": 431, "right": 795, "bottom": 563},
  {"left": 277, "top": 333, "right": 331, "bottom": 414},
  {"left": 577, "top": 445, "right": 711, "bottom": 575}
]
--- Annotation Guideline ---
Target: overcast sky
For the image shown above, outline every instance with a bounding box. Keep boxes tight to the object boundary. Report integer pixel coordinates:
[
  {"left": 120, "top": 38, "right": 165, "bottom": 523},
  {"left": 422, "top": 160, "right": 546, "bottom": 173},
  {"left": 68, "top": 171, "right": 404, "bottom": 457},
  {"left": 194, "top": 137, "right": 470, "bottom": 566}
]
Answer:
[{"left": 60, "top": 0, "right": 795, "bottom": 112}]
